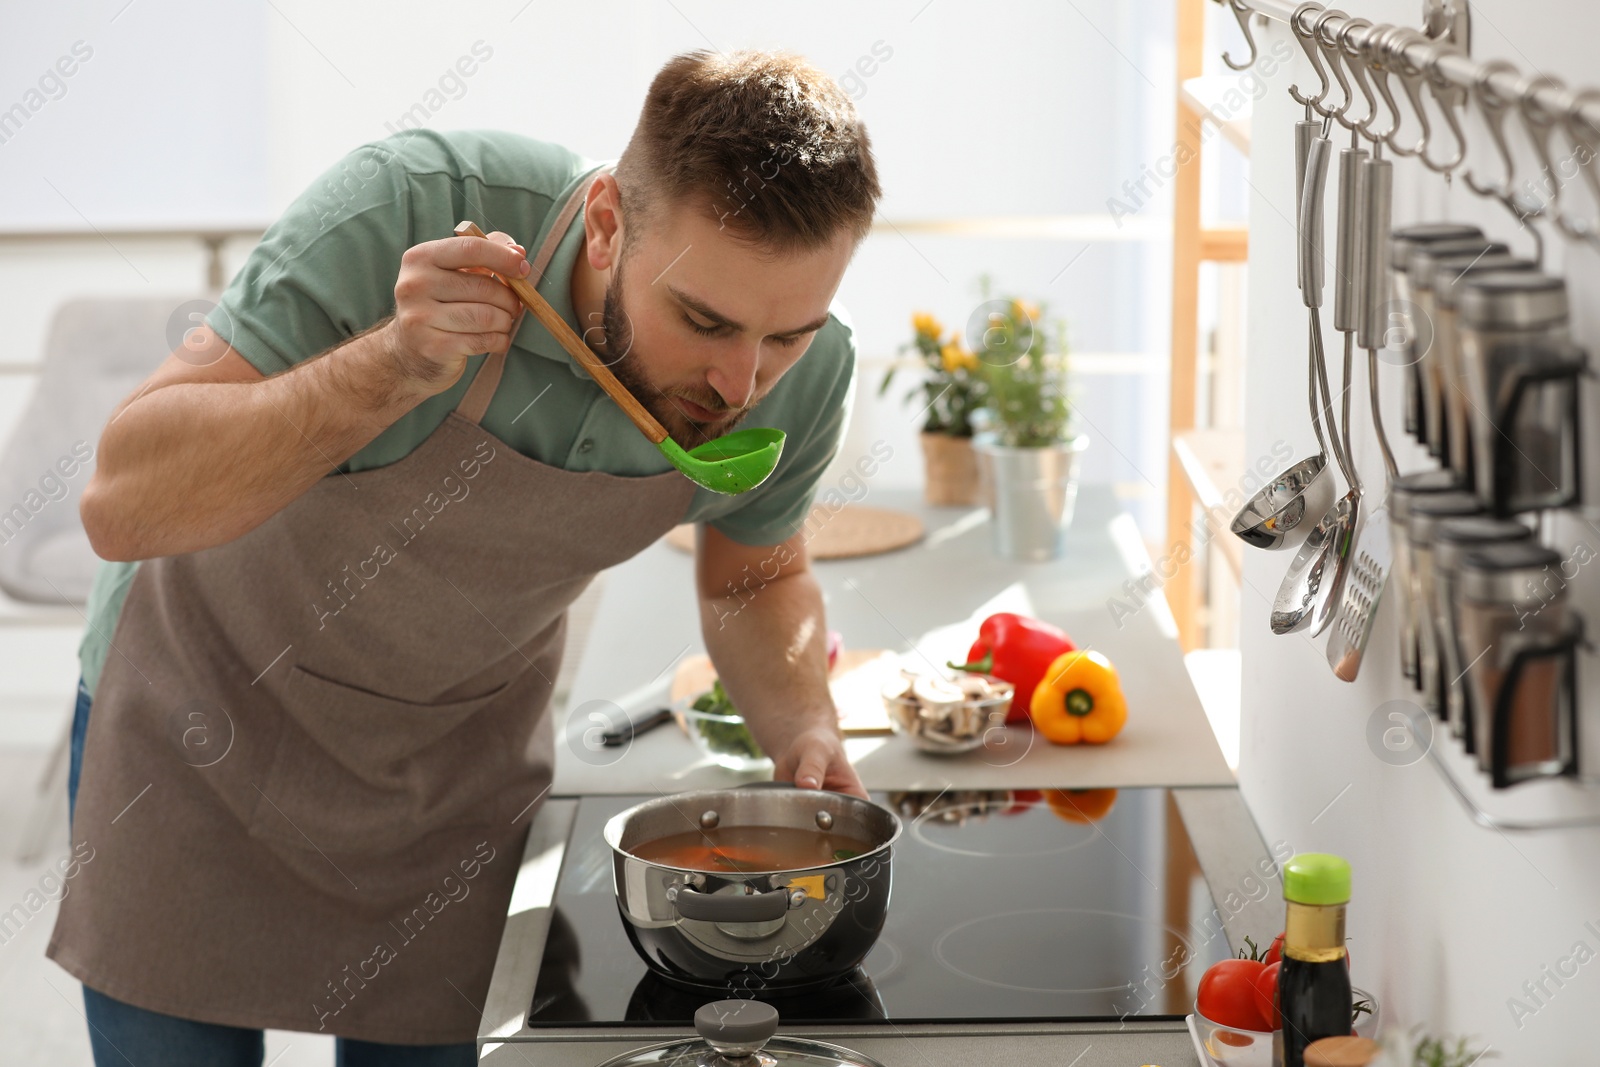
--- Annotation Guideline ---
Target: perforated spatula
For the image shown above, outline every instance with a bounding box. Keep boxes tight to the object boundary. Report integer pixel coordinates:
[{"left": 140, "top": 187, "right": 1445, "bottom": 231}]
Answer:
[
  {"left": 1326, "top": 149, "right": 1398, "bottom": 682},
  {"left": 455, "top": 220, "right": 785, "bottom": 494}
]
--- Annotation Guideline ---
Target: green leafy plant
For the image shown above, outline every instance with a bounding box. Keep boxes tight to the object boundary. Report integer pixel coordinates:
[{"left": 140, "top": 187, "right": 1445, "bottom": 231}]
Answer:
[
  {"left": 971, "top": 277, "right": 1072, "bottom": 448},
  {"left": 878, "top": 311, "right": 986, "bottom": 436},
  {"left": 1412, "top": 1033, "right": 1495, "bottom": 1067},
  {"left": 690, "top": 680, "right": 763, "bottom": 760}
]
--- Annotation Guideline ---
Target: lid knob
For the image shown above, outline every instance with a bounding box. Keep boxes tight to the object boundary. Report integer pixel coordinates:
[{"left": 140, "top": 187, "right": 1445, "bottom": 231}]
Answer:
[{"left": 695, "top": 1000, "right": 780, "bottom": 1058}]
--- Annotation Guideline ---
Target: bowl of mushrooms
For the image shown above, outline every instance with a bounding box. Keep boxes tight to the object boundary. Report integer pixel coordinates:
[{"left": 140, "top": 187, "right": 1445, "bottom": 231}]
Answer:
[{"left": 880, "top": 671, "right": 1014, "bottom": 754}]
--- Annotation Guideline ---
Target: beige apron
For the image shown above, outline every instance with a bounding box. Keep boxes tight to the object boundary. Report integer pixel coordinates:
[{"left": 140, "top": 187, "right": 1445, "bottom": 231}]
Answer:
[{"left": 48, "top": 166, "right": 695, "bottom": 1044}]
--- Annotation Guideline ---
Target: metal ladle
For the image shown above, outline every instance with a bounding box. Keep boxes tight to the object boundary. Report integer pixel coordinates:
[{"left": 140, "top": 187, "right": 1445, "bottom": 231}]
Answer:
[
  {"left": 1271, "top": 128, "right": 1362, "bottom": 635},
  {"left": 455, "top": 221, "right": 785, "bottom": 494},
  {"left": 1230, "top": 114, "right": 1336, "bottom": 550}
]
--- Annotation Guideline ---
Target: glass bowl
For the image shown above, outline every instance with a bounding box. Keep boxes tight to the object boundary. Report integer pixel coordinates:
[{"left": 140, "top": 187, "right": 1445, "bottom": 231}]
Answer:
[
  {"left": 1191, "top": 1011, "right": 1275, "bottom": 1067},
  {"left": 881, "top": 672, "right": 1014, "bottom": 754},
  {"left": 1190, "top": 987, "right": 1380, "bottom": 1067},
  {"left": 672, "top": 695, "right": 771, "bottom": 772},
  {"left": 1351, "top": 986, "right": 1381, "bottom": 1039}
]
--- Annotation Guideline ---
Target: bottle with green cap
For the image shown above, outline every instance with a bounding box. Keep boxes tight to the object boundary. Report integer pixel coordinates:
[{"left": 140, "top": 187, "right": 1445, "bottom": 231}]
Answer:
[{"left": 1277, "top": 853, "right": 1353, "bottom": 1067}]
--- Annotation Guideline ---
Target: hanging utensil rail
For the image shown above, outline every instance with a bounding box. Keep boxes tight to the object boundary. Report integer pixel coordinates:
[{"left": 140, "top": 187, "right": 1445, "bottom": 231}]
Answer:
[{"left": 1215, "top": 0, "right": 1600, "bottom": 242}]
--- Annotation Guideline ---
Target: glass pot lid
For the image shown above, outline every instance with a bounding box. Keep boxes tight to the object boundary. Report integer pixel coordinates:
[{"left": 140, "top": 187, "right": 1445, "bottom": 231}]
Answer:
[{"left": 595, "top": 1001, "right": 889, "bottom": 1067}]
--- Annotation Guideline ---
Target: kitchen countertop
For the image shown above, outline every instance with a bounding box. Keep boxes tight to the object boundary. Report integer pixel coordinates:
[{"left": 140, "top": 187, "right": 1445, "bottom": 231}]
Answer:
[
  {"left": 554, "top": 486, "right": 1235, "bottom": 792},
  {"left": 480, "top": 487, "right": 1274, "bottom": 1065}
]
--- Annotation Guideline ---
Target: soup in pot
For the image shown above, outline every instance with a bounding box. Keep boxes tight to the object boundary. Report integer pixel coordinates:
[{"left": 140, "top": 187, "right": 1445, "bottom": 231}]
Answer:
[{"left": 631, "top": 824, "right": 875, "bottom": 873}]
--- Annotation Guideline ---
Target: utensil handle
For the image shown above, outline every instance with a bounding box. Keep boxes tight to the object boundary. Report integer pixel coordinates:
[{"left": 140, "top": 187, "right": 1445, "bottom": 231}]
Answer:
[
  {"left": 672, "top": 885, "right": 791, "bottom": 922},
  {"left": 1359, "top": 155, "right": 1400, "bottom": 480},
  {"left": 454, "top": 221, "right": 669, "bottom": 445},
  {"left": 598, "top": 705, "right": 671, "bottom": 747},
  {"left": 1334, "top": 145, "right": 1368, "bottom": 333},
  {"left": 1300, "top": 137, "right": 1331, "bottom": 310},
  {"left": 1358, "top": 157, "right": 1393, "bottom": 351},
  {"left": 1295, "top": 120, "right": 1318, "bottom": 292}
]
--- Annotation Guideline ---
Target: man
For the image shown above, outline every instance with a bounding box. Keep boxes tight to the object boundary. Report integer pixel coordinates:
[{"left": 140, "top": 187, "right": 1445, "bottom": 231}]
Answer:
[{"left": 48, "top": 48, "right": 880, "bottom": 1065}]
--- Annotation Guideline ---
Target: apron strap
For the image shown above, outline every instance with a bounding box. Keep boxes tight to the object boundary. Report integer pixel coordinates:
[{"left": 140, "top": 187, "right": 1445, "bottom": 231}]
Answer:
[{"left": 456, "top": 163, "right": 613, "bottom": 425}]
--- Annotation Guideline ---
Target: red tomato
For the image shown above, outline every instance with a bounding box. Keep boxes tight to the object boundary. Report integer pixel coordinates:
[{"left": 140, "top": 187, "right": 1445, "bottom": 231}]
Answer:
[
  {"left": 1252, "top": 961, "right": 1281, "bottom": 1030},
  {"left": 1003, "top": 789, "right": 1042, "bottom": 814},
  {"left": 1196, "top": 959, "right": 1270, "bottom": 1031},
  {"left": 1264, "top": 931, "right": 1351, "bottom": 969}
]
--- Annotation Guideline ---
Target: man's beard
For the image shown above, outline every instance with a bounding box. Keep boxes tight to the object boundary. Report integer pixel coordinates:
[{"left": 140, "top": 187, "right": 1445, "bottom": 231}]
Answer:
[{"left": 596, "top": 256, "right": 751, "bottom": 449}]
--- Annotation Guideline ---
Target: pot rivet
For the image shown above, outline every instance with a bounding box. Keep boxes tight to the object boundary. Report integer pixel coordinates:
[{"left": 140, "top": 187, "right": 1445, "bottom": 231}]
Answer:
[
  {"left": 815, "top": 811, "right": 834, "bottom": 831},
  {"left": 789, "top": 890, "right": 807, "bottom": 909},
  {"left": 700, "top": 810, "right": 720, "bottom": 829}
]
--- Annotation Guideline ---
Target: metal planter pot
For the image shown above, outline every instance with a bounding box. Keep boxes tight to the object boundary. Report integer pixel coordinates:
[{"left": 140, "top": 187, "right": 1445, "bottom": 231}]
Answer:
[
  {"left": 603, "top": 788, "right": 902, "bottom": 993},
  {"left": 974, "top": 433, "right": 1089, "bottom": 561}
]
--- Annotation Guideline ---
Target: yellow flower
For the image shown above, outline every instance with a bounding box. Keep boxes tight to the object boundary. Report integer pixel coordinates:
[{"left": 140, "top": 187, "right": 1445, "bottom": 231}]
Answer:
[
  {"left": 913, "top": 312, "right": 943, "bottom": 340},
  {"left": 940, "top": 342, "right": 978, "bottom": 373},
  {"left": 1010, "top": 299, "right": 1040, "bottom": 324}
]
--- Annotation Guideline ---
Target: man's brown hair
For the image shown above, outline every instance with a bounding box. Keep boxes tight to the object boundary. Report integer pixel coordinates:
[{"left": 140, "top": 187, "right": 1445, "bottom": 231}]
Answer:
[{"left": 615, "top": 49, "right": 881, "bottom": 253}]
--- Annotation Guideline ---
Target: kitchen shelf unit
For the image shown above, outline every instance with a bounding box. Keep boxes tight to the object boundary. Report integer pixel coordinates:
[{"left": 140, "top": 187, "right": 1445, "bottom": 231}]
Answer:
[{"left": 1164, "top": 0, "right": 1253, "bottom": 652}]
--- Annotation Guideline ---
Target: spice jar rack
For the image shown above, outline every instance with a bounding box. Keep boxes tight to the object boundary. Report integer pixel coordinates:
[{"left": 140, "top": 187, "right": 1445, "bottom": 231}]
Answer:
[{"left": 1213, "top": 0, "right": 1600, "bottom": 828}]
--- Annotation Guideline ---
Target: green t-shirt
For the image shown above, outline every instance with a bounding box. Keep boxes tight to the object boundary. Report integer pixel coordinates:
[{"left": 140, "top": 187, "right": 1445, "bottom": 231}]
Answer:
[{"left": 77, "top": 129, "right": 856, "bottom": 693}]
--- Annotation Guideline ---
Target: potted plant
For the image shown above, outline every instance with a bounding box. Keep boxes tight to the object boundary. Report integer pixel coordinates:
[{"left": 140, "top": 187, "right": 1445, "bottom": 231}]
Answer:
[
  {"left": 879, "top": 312, "right": 987, "bottom": 506},
  {"left": 970, "top": 288, "right": 1087, "bottom": 561}
]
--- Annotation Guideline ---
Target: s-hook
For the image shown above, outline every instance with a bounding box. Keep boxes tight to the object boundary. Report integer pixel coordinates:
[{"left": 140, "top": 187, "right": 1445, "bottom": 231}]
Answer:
[
  {"left": 1289, "top": 3, "right": 1333, "bottom": 112},
  {"left": 1220, "top": 0, "right": 1259, "bottom": 71}
]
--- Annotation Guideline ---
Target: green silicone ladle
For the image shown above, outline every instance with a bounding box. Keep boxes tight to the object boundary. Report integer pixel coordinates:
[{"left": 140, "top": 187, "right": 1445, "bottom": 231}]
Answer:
[{"left": 457, "top": 221, "right": 785, "bottom": 495}]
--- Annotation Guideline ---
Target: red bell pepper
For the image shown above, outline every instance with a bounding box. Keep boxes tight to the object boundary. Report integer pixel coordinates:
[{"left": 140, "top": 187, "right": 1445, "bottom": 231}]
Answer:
[{"left": 949, "top": 613, "right": 1075, "bottom": 724}]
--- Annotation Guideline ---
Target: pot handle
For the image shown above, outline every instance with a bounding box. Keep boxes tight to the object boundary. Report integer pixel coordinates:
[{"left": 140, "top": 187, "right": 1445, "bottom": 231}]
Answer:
[{"left": 672, "top": 885, "right": 791, "bottom": 922}]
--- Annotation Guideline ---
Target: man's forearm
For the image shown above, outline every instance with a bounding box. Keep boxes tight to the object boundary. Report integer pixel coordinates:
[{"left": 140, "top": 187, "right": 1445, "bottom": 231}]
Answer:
[
  {"left": 82, "top": 322, "right": 430, "bottom": 561},
  {"left": 700, "top": 569, "right": 837, "bottom": 756}
]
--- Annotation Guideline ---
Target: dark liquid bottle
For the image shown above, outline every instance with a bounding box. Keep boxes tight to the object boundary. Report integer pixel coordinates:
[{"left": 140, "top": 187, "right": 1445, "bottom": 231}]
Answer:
[{"left": 1277, "top": 854, "right": 1352, "bottom": 1067}]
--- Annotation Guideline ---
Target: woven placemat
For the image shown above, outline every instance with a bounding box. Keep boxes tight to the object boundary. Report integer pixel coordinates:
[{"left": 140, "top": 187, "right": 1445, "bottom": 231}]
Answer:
[{"left": 663, "top": 503, "right": 924, "bottom": 559}]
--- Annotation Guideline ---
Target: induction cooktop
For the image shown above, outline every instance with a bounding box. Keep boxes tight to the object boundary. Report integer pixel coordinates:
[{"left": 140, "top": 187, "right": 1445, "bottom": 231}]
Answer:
[{"left": 526, "top": 789, "right": 1233, "bottom": 1028}]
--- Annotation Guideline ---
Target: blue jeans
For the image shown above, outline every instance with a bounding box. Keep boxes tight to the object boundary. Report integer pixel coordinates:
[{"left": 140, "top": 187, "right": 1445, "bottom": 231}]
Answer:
[{"left": 68, "top": 677, "right": 477, "bottom": 1066}]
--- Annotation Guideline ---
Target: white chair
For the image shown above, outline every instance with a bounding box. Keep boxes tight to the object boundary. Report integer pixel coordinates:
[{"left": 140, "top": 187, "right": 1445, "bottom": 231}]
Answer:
[{"left": 4, "top": 295, "right": 200, "bottom": 861}]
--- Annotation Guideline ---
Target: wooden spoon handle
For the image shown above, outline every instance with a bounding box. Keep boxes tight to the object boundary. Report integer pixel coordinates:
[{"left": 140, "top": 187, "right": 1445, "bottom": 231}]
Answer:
[{"left": 454, "top": 221, "right": 667, "bottom": 445}]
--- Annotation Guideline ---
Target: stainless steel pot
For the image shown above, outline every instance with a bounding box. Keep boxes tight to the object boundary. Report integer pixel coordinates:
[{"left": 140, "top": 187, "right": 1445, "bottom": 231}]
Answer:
[{"left": 603, "top": 787, "right": 902, "bottom": 993}]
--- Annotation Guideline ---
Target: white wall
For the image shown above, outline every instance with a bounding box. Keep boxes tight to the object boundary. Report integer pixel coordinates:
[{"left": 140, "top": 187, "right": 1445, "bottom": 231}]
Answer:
[
  {"left": 0, "top": 1, "right": 269, "bottom": 228},
  {"left": 1239, "top": 3, "right": 1600, "bottom": 1062},
  {"left": 250, "top": 0, "right": 1180, "bottom": 528},
  {"left": 0, "top": 0, "right": 1181, "bottom": 537}
]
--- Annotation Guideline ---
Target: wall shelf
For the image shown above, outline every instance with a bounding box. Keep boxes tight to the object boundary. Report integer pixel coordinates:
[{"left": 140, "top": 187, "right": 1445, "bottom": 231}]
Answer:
[
  {"left": 1173, "top": 428, "right": 1245, "bottom": 580},
  {"left": 1179, "top": 75, "right": 1254, "bottom": 155}
]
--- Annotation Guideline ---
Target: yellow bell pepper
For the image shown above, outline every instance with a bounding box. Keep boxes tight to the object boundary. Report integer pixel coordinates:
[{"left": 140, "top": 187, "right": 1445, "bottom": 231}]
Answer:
[{"left": 1029, "top": 650, "right": 1127, "bottom": 744}]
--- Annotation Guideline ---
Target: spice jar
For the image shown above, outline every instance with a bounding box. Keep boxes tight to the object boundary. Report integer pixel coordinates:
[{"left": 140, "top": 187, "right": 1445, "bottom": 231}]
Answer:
[
  {"left": 1406, "top": 491, "right": 1483, "bottom": 714},
  {"left": 1406, "top": 238, "right": 1509, "bottom": 460},
  {"left": 1458, "top": 272, "right": 1582, "bottom": 514},
  {"left": 1456, "top": 541, "right": 1581, "bottom": 787},
  {"left": 1485, "top": 342, "right": 1585, "bottom": 515},
  {"left": 1428, "top": 253, "right": 1538, "bottom": 482},
  {"left": 1389, "top": 470, "right": 1464, "bottom": 683},
  {"left": 1390, "top": 224, "right": 1484, "bottom": 439},
  {"left": 1432, "top": 516, "right": 1534, "bottom": 752}
]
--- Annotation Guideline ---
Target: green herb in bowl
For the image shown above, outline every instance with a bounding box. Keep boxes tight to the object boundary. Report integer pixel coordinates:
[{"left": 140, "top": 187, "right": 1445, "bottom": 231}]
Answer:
[{"left": 683, "top": 680, "right": 766, "bottom": 766}]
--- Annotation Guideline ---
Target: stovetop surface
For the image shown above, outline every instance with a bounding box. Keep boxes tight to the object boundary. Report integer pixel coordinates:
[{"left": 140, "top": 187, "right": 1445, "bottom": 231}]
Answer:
[{"left": 528, "top": 789, "right": 1230, "bottom": 1028}]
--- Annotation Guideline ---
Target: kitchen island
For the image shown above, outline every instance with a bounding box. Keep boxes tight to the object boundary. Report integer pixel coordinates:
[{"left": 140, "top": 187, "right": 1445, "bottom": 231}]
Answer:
[{"left": 478, "top": 487, "right": 1282, "bottom": 1066}]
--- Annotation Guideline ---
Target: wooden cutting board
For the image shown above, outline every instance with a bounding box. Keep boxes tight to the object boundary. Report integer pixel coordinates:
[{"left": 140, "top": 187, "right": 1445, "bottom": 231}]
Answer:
[
  {"left": 662, "top": 505, "right": 924, "bottom": 560},
  {"left": 671, "top": 649, "right": 901, "bottom": 735}
]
